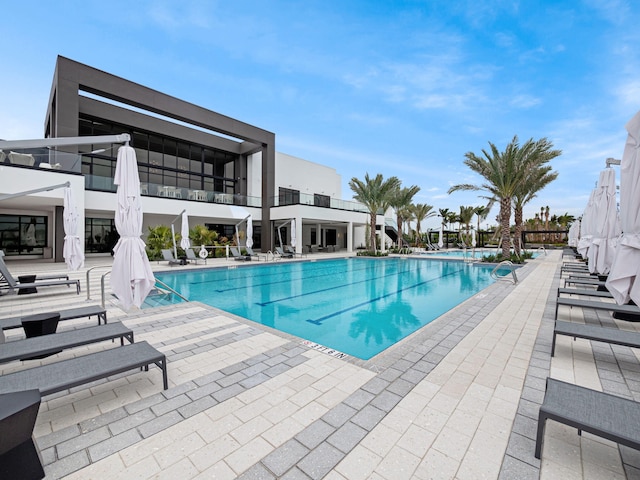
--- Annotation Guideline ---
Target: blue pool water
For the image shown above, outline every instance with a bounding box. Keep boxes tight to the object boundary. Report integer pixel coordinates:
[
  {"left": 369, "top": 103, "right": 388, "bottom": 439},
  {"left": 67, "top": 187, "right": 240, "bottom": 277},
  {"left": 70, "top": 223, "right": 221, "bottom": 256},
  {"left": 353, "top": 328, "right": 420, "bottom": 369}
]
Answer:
[{"left": 155, "top": 258, "right": 498, "bottom": 360}]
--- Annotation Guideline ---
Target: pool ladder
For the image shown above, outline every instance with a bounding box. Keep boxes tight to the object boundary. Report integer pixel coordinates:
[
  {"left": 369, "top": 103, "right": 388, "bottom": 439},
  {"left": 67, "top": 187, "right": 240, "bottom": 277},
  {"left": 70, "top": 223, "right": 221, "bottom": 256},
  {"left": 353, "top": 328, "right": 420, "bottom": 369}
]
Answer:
[{"left": 491, "top": 260, "right": 518, "bottom": 284}]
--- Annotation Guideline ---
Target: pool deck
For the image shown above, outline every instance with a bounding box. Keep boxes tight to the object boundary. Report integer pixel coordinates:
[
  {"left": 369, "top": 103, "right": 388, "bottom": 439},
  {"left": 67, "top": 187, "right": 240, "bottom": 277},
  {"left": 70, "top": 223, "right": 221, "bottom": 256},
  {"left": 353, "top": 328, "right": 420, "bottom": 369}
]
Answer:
[{"left": 2, "top": 250, "right": 640, "bottom": 479}]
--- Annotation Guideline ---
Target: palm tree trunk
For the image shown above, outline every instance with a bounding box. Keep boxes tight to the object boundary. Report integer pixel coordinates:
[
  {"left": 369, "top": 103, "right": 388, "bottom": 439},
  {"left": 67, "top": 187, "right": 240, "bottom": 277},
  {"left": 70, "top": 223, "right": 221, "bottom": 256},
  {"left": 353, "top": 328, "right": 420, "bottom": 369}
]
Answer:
[
  {"left": 370, "top": 213, "right": 377, "bottom": 252},
  {"left": 514, "top": 205, "right": 523, "bottom": 253},
  {"left": 500, "top": 197, "right": 511, "bottom": 257},
  {"left": 397, "top": 217, "right": 402, "bottom": 248}
]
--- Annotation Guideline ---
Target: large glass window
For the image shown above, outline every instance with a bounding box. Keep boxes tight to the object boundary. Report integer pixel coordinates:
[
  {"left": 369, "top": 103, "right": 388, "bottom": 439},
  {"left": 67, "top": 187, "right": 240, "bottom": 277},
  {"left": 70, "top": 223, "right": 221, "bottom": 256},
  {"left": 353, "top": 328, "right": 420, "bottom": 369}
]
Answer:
[
  {"left": 279, "top": 188, "right": 300, "bottom": 206},
  {"left": 85, "top": 218, "right": 119, "bottom": 254},
  {"left": 79, "top": 115, "right": 238, "bottom": 198},
  {"left": 0, "top": 215, "right": 47, "bottom": 256}
]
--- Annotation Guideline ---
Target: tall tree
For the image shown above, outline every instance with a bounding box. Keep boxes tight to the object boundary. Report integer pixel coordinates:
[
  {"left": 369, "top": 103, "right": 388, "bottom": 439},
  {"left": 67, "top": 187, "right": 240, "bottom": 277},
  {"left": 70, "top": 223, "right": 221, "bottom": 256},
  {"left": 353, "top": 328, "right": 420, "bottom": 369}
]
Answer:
[
  {"left": 513, "top": 169, "right": 558, "bottom": 251},
  {"left": 458, "top": 206, "right": 475, "bottom": 244},
  {"left": 350, "top": 173, "right": 401, "bottom": 252},
  {"left": 475, "top": 205, "right": 492, "bottom": 235},
  {"left": 412, "top": 203, "right": 435, "bottom": 246},
  {"left": 449, "top": 136, "right": 561, "bottom": 258},
  {"left": 390, "top": 185, "right": 420, "bottom": 247}
]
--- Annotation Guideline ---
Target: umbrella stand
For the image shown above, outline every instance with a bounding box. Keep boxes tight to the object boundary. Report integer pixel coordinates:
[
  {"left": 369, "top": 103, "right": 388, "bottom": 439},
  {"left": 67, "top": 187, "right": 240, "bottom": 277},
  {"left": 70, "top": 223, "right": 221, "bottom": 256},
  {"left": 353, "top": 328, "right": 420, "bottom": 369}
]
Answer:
[{"left": 170, "top": 209, "right": 187, "bottom": 261}]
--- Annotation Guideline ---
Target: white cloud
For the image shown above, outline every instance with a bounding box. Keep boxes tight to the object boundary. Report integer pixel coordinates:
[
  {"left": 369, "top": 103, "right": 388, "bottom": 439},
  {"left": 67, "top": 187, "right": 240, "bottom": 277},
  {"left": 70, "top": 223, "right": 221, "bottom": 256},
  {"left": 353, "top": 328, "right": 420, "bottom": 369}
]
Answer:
[{"left": 509, "top": 94, "right": 541, "bottom": 109}]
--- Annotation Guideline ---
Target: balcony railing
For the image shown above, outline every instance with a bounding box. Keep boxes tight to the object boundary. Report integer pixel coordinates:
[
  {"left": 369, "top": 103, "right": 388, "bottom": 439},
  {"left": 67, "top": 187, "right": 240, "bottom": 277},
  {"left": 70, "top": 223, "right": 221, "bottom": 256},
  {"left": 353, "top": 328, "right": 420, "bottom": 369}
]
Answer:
[
  {"left": 271, "top": 192, "right": 371, "bottom": 213},
  {"left": 85, "top": 175, "right": 261, "bottom": 208}
]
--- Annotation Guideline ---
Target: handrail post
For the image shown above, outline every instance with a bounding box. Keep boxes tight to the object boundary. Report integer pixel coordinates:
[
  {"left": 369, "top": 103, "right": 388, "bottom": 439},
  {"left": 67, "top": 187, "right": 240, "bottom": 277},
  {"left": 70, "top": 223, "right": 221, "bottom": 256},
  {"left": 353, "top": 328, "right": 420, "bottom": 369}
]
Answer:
[
  {"left": 100, "top": 271, "right": 111, "bottom": 308},
  {"left": 86, "top": 265, "right": 113, "bottom": 301}
]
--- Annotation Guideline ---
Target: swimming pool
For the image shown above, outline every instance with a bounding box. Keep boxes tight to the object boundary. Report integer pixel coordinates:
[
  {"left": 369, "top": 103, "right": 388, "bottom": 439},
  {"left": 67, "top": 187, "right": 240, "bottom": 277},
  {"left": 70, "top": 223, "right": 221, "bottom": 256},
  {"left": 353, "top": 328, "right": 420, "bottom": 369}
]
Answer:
[{"left": 155, "top": 258, "right": 498, "bottom": 360}]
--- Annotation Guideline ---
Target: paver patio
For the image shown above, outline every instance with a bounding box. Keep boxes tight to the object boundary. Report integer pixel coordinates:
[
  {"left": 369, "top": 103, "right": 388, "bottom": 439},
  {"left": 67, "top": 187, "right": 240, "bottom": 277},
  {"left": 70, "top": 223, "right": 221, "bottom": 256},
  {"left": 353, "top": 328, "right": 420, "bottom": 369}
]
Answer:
[{"left": 1, "top": 250, "right": 639, "bottom": 479}]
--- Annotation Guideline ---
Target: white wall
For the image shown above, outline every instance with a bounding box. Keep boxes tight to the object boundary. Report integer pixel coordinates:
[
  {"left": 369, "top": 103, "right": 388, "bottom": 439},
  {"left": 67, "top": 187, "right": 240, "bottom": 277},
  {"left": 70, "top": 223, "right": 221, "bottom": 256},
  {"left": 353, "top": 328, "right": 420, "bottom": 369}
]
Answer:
[{"left": 247, "top": 151, "right": 342, "bottom": 200}]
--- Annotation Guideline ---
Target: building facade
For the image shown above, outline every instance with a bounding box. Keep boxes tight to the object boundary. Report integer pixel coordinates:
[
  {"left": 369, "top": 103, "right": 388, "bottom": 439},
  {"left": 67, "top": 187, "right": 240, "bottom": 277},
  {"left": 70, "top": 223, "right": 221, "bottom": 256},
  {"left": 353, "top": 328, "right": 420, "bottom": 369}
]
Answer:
[{"left": 0, "top": 56, "right": 377, "bottom": 261}]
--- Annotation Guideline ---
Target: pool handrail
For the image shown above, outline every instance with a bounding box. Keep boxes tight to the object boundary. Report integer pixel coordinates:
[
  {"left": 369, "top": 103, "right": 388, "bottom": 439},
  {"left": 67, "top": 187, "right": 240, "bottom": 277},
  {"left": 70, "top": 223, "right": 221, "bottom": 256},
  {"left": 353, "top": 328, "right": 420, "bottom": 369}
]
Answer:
[{"left": 491, "top": 260, "right": 518, "bottom": 284}]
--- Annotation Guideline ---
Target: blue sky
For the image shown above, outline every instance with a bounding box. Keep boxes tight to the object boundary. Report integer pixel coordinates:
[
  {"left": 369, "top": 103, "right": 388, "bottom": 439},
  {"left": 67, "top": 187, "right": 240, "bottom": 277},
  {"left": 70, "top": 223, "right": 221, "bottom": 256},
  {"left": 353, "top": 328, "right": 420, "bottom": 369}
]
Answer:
[{"left": 1, "top": 1, "right": 638, "bottom": 229}]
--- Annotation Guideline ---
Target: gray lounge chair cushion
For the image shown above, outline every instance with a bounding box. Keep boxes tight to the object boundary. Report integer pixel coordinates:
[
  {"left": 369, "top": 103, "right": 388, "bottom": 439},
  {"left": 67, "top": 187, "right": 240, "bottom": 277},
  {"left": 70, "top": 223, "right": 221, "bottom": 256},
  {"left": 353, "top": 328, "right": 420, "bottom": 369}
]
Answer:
[
  {"left": 0, "top": 322, "right": 133, "bottom": 365},
  {"left": 536, "top": 378, "right": 640, "bottom": 459},
  {"left": 555, "top": 297, "right": 640, "bottom": 320},
  {"left": 552, "top": 320, "right": 640, "bottom": 356},
  {"left": 0, "top": 341, "right": 168, "bottom": 396},
  {"left": 0, "top": 305, "right": 107, "bottom": 331}
]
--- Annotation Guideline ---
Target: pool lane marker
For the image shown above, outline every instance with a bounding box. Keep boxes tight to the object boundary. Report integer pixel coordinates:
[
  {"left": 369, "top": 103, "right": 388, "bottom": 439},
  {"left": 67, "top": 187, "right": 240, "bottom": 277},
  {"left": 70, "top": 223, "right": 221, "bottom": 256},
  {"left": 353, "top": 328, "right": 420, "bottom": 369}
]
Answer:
[
  {"left": 305, "top": 267, "right": 466, "bottom": 326},
  {"left": 301, "top": 340, "right": 349, "bottom": 359}
]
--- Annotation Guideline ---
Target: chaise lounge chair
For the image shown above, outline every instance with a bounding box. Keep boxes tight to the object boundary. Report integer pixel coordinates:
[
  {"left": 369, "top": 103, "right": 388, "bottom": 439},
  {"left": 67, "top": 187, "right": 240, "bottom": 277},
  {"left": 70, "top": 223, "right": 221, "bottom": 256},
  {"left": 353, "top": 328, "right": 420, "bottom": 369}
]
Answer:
[
  {"left": 555, "top": 297, "right": 640, "bottom": 321},
  {"left": 552, "top": 320, "right": 640, "bottom": 356},
  {"left": 0, "top": 305, "right": 107, "bottom": 332},
  {"left": 230, "top": 246, "right": 251, "bottom": 261},
  {"left": 185, "top": 248, "right": 206, "bottom": 265},
  {"left": 0, "top": 321, "right": 133, "bottom": 364},
  {"left": 161, "top": 249, "right": 183, "bottom": 266},
  {"left": 0, "top": 341, "right": 168, "bottom": 396},
  {"left": 275, "top": 246, "right": 293, "bottom": 259},
  {"left": 556, "top": 287, "right": 613, "bottom": 299},
  {"left": 245, "top": 246, "right": 266, "bottom": 261},
  {"left": 536, "top": 377, "right": 640, "bottom": 460},
  {"left": 0, "top": 258, "right": 80, "bottom": 295}
]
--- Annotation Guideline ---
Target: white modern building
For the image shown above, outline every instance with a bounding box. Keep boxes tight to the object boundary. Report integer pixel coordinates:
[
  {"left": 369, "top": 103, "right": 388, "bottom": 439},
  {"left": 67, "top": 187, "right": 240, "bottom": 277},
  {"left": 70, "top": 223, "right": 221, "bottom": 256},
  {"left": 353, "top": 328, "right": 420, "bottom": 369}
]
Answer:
[{"left": 0, "top": 57, "right": 390, "bottom": 262}]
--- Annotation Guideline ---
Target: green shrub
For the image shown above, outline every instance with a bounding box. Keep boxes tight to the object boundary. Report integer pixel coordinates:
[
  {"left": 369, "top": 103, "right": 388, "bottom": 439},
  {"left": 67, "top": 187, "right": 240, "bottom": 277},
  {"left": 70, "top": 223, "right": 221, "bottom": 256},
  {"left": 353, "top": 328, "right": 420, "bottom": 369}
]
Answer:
[
  {"left": 482, "top": 251, "right": 534, "bottom": 264},
  {"left": 356, "top": 250, "right": 389, "bottom": 257}
]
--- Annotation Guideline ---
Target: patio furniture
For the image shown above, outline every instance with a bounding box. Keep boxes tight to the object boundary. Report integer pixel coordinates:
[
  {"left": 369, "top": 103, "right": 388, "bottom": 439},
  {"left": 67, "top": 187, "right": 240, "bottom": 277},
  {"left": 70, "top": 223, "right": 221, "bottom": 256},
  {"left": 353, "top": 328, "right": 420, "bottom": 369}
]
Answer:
[
  {"left": 556, "top": 287, "right": 613, "bottom": 299},
  {"left": 185, "top": 248, "right": 206, "bottom": 264},
  {"left": 0, "top": 257, "right": 80, "bottom": 295},
  {"left": 0, "top": 341, "right": 168, "bottom": 396},
  {"left": 0, "top": 305, "right": 107, "bottom": 332},
  {"left": 161, "top": 249, "right": 183, "bottom": 266},
  {"left": 552, "top": 320, "right": 640, "bottom": 356},
  {"left": 7, "top": 152, "right": 35, "bottom": 167},
  {"left": 555, "top": 297, "right": 640, "bottom": 321},
  {"left": 564, "top": 276, "right": 606, "bottom": 289},
  {"left": 0, "top": 321, "right": 133, "bottom": 364},
  {"left": 275, "top": 247, "right": 293, "bottom": 259},
  {"left": 536, "top": 378, "right": 640, "bottom": 459},
  {"left": 230, "top": 246, "right": 251, "bottom": 261},
  {"left": 0, "top": 389, "right": 44, "bottom": 480}
]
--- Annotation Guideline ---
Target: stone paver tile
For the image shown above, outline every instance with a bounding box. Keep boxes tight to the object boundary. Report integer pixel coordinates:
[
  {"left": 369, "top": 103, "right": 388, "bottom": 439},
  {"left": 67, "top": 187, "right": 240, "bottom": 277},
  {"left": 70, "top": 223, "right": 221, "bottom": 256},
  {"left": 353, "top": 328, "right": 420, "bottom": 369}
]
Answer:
[
  {"left": 359, "top": 423, "right": 403, "bottom": 457},
  {"left": 231, "top": 415, "right": 273, "bottom": 444},
  {"left": 261, "top": 439, "right": 309, "bottom": 477},
  {"left": 374, "top": 444, "right": 421, "bottom": 480},
  {"left": 225, "top": 437, "right": 274, "bottom": 475},
  {"left": 297, "top": 442, "right": 344, "bottom": 480},
  {"left": 188, "top": 434, "right": 240, "bottom": 472},
  {"left": 334, "top": 444, "right": 382, "bottom": 480},
  {"left": 262, "top": 416, "right": 306, "bottom": 448},
  {"left": 431, "top": 425, "right": 473, "bottom": 462}
]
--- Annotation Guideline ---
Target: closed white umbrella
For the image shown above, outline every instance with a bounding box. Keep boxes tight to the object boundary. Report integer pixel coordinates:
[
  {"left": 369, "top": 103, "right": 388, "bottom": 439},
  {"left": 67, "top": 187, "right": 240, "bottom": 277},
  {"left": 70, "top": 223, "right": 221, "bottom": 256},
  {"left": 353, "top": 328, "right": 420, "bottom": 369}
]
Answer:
[
  {"left": 438, "top": 224, "right": 444, "bottom": 248},
  {"left": 62, "top": 187, "right": 84, "bottom": 270},
  {"left": 290, "top": 219, "right": 296, "bottom": 248},
  {"left": 180, "top": 211, "right": 190, "bottom": 250},
  {"left": 471, "top": 229, "right": 477, "bottom": 248},
  {"left": 567, "top": 219, "right": 580, "bottom": 247},
  {"left": 246, "top": 216, "right": 253, "bottom": 249},
  {"left": 587, "top": 168, "right": 620, "bottom": 275},
  {"left": 110, "top": 145, "right": 155, "bottom": 311},
  {"left": 577, "top": 188, "right": 597, "bottom": 259},
  {"left": 607, "top": 111, "right": 640, "bottom": 305}
]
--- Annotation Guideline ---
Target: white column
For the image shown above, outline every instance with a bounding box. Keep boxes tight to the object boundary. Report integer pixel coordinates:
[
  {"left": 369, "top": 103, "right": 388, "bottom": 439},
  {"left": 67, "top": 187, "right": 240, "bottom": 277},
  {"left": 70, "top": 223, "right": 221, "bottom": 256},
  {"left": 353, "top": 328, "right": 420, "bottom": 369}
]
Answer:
[
  {"left": 316, "top": 223, "right": 322, "bottom": 248},
  {"left": 295, "top": 216, "right": 302, "bottom": 254},
  {"left": 347, "top": 222, "right": 353, "bottom": 253}
]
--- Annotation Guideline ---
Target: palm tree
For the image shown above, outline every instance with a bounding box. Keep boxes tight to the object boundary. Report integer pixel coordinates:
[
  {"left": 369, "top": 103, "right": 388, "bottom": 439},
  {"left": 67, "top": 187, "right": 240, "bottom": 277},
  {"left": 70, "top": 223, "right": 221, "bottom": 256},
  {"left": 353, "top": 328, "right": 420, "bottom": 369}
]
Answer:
[
  {"left": 389, "top": 185, "right": 420, "bottom": 247},
  {"left": 458, "top": 206, "right": 475, "bottom": 244},
  {"left": 474, "top": 205, "right": 492, "bottom": 245},
  {"left": 438, "top": 208, "right": 450, "bottom": 227},
  {"left": 412, "top": 203, "right": 435, "bottom": 246},
  {"left": 349, "top": 173, "right": 401, "bottom": 252},
  {"left": 449, "top": 136, "right": 561, "bottom": 258}
]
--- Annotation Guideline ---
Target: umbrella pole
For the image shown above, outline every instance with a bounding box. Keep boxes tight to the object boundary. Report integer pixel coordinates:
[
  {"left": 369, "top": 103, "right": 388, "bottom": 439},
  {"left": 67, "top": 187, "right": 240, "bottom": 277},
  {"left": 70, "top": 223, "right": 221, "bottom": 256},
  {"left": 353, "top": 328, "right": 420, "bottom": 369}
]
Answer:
[{"left": 171, "top": 224, "right": 178, "bottom": 260}]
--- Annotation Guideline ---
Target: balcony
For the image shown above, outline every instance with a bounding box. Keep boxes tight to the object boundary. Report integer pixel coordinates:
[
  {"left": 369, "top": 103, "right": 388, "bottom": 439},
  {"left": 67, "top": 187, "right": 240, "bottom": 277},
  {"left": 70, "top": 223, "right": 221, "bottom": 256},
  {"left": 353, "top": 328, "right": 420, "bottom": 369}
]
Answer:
[
  {"left": 271, "top": 192, "right": 370, "bottom": 213},
  {"left": 85, "top": 175, "right": 261, "bottom": 208}
]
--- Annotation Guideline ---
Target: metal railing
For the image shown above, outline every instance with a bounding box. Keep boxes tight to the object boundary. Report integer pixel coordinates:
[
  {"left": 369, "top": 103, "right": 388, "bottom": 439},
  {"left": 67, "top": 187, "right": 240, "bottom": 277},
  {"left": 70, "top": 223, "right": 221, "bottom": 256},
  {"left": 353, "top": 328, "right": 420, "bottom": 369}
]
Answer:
[
  {"left": 490, "top": 261, "right": 518, "bottom": 284},
  {"left": 100, "top": 271, "right": 112, "bottom": 308},
  {"left": 86, "top": 265, "right": 113, "bottom": 301},
  {"left": 154, "top": 278, "right": 189, "bottom": 303}
]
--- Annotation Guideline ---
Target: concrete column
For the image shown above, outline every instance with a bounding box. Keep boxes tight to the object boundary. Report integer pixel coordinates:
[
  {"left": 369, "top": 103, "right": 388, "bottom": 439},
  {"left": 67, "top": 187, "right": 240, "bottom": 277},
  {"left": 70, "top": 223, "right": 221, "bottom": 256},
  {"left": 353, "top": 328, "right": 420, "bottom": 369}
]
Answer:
[
  {"left": 347, "top": 222, "right": 353, "bottom": 253},
  {"left": 295, "top": 216, "right": 302, "bottom": 254},
  {"left": 316, "top": 223, "right": 322, "bottom": 248}
]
